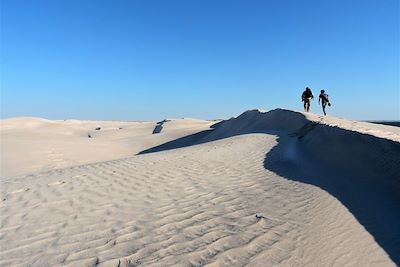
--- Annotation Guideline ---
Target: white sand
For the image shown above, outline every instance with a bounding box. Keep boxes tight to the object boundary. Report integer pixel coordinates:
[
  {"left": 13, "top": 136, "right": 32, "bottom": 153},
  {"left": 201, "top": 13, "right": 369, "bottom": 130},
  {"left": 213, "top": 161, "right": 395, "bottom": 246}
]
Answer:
[
  {"left": 0, "top": 109, "right": 399, "bottom": 266},
  {"left": 0, "top": 117, "right": 215, "bottom": 177}
]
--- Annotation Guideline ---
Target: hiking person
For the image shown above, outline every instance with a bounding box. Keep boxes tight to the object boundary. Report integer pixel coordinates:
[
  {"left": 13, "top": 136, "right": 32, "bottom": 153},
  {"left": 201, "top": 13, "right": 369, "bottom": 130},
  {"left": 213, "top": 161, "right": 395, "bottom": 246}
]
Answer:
[
  {"left": 318, "top": 89, "right": 331, "bottom": 115},
  {"left": 301, "top": 87, "right": 313, "bottom": 112}
]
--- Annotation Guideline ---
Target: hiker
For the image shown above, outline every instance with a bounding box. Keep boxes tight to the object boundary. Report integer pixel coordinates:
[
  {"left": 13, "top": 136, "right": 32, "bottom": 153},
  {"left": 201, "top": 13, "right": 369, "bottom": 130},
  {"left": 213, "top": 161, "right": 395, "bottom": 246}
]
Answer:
[
  {"left": 301, "top": 87, "right": 313, "bottom": 112},
  {"left": 318, "top": 89, "right": 331, "bottom": 115}
]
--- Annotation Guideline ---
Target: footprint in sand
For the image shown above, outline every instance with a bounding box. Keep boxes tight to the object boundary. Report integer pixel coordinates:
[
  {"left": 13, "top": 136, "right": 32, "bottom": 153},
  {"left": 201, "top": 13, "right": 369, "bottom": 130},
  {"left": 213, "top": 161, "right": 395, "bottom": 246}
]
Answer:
[
  {"left": 46, "top": 150, "right": 68, "bottom": 169},
  {"left": 48, "top": 181, "right": 66, "bottom": 186},
  {"left": 10, "top": 188, "right": 30, "bottom": 194},
  {"left": 71, "top": 174, "right": 87, "bottom": 179}
]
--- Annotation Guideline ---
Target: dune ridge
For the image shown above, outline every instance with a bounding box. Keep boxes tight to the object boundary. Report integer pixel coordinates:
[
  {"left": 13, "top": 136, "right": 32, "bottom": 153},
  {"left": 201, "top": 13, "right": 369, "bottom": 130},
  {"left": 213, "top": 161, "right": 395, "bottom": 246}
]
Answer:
[
  {"left": 1, "top": 109, "right": 399, "bottom": 266},
  {"left": 141, "top": 109, "right": 400, "bottom": 192}
]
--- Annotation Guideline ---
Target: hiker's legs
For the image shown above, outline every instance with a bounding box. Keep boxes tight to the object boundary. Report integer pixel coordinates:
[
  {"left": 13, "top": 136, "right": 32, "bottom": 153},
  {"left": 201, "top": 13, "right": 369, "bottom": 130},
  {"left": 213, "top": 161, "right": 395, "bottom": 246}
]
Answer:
[
  {"left": 322, "top": 103, "right": 326, "bottom": 115},
  {"left": 304, "top": 99, "right": 310, "bottom": 112}
]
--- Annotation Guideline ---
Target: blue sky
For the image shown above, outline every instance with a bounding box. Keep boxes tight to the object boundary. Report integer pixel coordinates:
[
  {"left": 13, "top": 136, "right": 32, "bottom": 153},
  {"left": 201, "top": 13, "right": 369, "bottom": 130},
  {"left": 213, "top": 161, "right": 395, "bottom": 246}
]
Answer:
[{"left": 1, "top": 0, "right": 399, "bottom": 121}]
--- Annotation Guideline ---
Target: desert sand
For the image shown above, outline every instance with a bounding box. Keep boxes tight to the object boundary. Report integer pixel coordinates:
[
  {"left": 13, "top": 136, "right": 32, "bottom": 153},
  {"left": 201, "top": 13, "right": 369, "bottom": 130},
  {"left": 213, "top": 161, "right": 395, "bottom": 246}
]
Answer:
[
  {"left": 0, "top": 117, "right": 216, "bottom": 177},
  {"left": 0, "top": 109, "right": 399, "bottom": 266}
]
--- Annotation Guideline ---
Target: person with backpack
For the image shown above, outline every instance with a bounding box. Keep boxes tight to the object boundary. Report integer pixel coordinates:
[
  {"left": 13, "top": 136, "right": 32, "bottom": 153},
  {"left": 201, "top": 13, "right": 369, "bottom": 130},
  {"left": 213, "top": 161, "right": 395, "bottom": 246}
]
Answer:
[
  {"left": 318, "top": 89, "right": 331, "bottom": 115},
  {"left": 301, "top": 87, "right": 313, "bottom": 112}
]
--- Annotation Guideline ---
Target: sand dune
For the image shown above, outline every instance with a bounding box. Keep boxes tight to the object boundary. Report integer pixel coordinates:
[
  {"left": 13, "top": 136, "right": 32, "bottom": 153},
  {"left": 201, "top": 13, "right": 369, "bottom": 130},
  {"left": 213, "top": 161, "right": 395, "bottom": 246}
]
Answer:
[
  {"left": 0, "top": 109, "right": 399, "bottom": 266},
  {"left": 0, "top": 117, "right": 215, "bottom": 177}
]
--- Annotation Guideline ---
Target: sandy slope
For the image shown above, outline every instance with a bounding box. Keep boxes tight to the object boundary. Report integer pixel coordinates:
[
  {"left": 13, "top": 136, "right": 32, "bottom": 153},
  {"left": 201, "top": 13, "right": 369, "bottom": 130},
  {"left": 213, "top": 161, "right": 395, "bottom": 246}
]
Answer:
[
  {"left": 0, "top": 117, "right": 215, "bottom": 177},
  {"left": 0, "top": 109, "right": 399, "bottom": 266}
]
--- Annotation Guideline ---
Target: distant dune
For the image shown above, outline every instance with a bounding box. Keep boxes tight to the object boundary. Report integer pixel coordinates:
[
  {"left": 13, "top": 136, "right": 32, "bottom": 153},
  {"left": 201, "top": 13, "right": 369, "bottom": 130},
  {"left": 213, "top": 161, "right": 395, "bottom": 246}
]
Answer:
[
  {"left": 368, "top": 121, "right": 400, "bottom": 127},
  {"left": 0, "top": 109, "right": 399, "bottom": 266},
  {"left": 0, "top": 117, "right": 215, "bottom": 177}
]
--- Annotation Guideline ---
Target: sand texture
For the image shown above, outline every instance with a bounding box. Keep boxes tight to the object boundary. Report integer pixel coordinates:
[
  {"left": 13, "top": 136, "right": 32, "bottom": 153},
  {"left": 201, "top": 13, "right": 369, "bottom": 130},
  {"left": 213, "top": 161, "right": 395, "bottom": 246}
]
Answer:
[{"left": 1, "top": 109, "right": 399, "bottom": 266}]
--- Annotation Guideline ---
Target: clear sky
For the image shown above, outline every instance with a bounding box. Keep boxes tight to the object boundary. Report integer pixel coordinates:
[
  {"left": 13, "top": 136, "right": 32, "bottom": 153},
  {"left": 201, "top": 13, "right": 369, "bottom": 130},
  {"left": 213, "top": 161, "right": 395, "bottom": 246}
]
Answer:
[{"left": 1, "top": 0, "right": 399, "bottom": 121}]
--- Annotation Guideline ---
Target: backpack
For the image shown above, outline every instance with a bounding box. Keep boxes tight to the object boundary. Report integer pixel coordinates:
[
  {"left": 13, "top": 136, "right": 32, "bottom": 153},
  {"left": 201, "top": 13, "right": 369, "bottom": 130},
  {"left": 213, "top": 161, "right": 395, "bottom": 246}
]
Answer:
[
  {"left": 320, "top": 93, "right": 329, "bottom": 102},
  {"left": 303, "top": 90, "right": 313, "bottom": 98}
]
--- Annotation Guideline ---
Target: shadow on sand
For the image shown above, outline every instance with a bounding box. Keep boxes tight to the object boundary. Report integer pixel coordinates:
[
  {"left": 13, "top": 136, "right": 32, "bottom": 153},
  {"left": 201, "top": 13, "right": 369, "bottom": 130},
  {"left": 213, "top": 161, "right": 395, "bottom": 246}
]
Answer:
[
  {"left": 138, "top": 110, "right": 400, "bottom": 264},
  {"left": 139, "top": 130, "right": 214, "bottom": 153},
  {"left": 264, "top": 130, "right": 400, "bottom": 265}
]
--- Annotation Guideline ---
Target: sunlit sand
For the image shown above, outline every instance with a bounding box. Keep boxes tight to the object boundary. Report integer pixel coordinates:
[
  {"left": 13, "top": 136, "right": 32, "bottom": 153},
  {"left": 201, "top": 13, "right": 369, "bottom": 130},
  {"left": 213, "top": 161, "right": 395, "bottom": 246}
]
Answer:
[{"left": 1, "top": 109, "right": 399, "bottom": 266}]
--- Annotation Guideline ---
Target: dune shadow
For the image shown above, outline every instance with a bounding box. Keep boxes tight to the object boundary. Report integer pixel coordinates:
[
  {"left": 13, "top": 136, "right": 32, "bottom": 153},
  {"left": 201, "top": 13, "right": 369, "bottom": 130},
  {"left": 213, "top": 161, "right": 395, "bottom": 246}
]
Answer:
[
  {"left": 138, "top": 109, "right": 400, "bottom": 264},
  {"left": 139, "top": 109, "right": 308, "bottom": 154},
  {"left": 138, "top": 129, "right": 215, "bottom": 154},
  {"left": 264, "top": 127, "right": 400, "bottom": 265}
]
